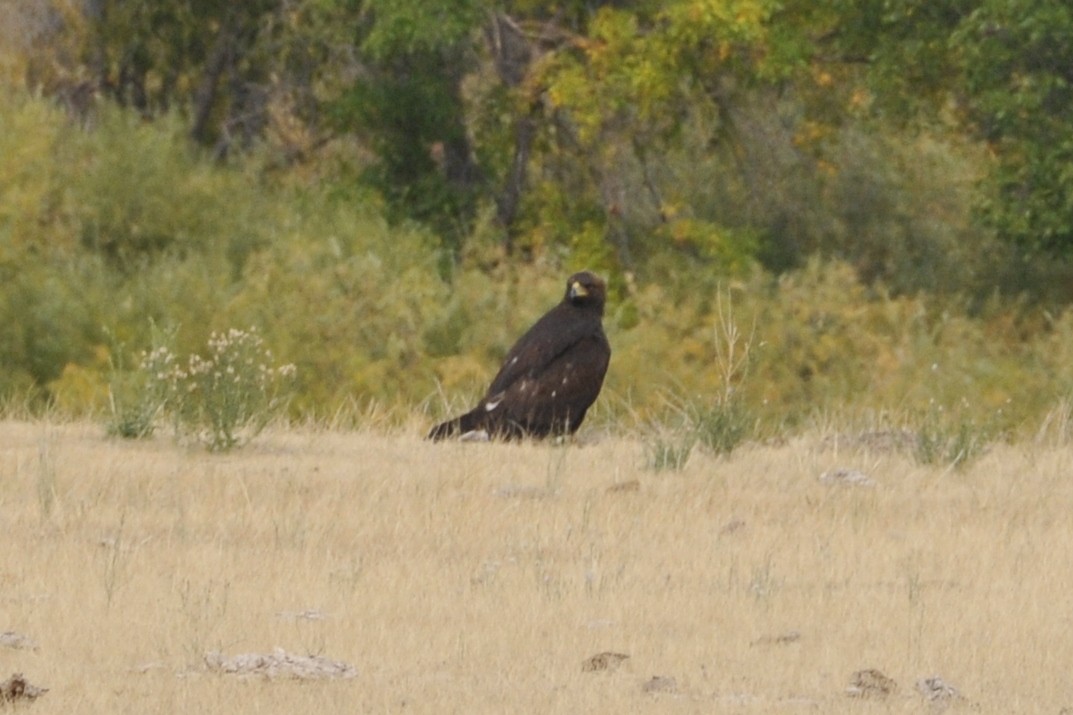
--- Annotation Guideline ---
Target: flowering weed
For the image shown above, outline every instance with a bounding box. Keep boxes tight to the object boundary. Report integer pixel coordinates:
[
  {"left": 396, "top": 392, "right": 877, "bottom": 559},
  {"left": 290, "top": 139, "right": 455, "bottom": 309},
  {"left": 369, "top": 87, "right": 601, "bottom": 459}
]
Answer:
[{"left": 109, "top": 327, "right": 296, "bottom": 450}]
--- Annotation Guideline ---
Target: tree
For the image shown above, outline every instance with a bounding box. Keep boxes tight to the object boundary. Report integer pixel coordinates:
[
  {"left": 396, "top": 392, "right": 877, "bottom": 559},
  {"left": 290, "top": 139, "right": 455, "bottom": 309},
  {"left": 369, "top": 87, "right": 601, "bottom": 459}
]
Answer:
[
  {"left": 501, "top": 0, "right": 795, "bottom": 272},
  {"left": 81, "top": 0, "right": 339, "bottom": 160},
  {"left": 810, "top": 0, "right": 1073, "bottom": 259},
  {"left": 329, "top": 0, "right": 486, "bottom": 245},
  {"left": 953, "top": 0, "right": 1073, "bottom": 256}
]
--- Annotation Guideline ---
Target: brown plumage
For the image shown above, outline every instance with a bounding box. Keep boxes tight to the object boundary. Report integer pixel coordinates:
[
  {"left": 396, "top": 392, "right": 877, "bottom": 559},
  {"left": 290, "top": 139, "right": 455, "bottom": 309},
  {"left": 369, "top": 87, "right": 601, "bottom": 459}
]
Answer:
[{"left": 428, "top": 271, "right": 611, "bottom": 441}]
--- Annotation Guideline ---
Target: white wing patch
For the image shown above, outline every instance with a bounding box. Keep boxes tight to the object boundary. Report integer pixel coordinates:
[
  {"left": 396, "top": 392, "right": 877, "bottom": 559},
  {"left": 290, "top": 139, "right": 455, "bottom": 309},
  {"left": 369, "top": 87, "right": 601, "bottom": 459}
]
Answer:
[{"left": 485, "top": 399, "right": 502, "bottom": 412}]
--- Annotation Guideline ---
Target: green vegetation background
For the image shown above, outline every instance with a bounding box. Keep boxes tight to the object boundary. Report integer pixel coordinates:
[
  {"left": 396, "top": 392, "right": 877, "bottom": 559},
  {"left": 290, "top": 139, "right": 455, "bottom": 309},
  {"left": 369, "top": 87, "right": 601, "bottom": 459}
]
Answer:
[{"left": 4, "top": 0, "right": 1073, "bottom": 442}]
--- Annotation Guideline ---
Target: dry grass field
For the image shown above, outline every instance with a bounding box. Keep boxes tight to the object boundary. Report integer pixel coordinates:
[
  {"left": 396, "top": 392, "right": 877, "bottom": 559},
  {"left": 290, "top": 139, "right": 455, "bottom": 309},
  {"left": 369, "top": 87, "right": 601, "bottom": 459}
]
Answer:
[{"left": 2, "top": 419, "right": 1072, "bottom": 713}]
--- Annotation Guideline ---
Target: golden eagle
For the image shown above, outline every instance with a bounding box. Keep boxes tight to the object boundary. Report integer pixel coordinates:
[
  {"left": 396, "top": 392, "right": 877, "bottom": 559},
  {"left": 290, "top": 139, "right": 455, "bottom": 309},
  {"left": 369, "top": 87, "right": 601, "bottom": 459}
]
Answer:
[{"left": 428, "top": 271, "right": 611, "bottom": 441}]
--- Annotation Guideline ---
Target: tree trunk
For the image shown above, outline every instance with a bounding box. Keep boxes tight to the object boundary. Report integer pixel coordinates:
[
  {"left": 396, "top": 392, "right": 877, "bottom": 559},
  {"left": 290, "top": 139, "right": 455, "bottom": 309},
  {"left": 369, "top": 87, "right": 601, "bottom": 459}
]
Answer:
[
  {"left": 191, "top": 12, "right": 239, "bottom": 146},
  {"left": 484, "top": 12, "right": 539, "bottom": 247}
]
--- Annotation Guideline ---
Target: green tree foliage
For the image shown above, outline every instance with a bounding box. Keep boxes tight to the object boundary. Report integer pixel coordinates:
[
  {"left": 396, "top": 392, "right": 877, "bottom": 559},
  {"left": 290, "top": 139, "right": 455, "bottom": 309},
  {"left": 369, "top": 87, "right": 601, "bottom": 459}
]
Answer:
[
  {"left": 809, "top": 0, "right": 1073, "bottom": 259},
  {"left": 9, "top": 0, "right": 1073, "bottom": 439},
  {"left": 953, "top": 0, "right": 1073, "bottom": 256},
  {"left": 808, "top": 0, "right": 975, "bottom": 116},
  {"left": 8, "top": 0, "right": 1073, "bottom": 271},
  {"left": 88, "top": 0, "right": 279, "bottom": 148},
  {"left": 512, "top": 0, "right": 793, "bottom": 273},
  {"left": 328, "top": 0, "right": 485, "bottom": 244}
]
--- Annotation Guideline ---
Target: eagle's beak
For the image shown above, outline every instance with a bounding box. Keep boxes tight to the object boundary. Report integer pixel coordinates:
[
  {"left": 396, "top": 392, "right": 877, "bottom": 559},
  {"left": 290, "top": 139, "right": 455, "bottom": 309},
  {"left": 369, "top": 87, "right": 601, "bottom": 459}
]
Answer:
[{"left": 570, "top": 281, "right": 589, "bottom": 299}]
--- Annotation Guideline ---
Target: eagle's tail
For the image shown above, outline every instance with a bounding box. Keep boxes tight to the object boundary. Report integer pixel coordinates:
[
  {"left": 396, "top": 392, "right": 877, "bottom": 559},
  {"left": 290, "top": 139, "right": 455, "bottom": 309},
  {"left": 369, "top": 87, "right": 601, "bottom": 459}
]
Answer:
[{"left": 426, "top": 409, "right": 485, "bottom": 441}]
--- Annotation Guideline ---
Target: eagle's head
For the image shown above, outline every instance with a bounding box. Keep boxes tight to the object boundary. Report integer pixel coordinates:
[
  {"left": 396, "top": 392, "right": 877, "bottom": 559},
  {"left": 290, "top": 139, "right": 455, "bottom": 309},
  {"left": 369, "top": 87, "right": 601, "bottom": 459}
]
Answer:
[{"left": 565, "top": 271, "right": 607, "bottom": 314}]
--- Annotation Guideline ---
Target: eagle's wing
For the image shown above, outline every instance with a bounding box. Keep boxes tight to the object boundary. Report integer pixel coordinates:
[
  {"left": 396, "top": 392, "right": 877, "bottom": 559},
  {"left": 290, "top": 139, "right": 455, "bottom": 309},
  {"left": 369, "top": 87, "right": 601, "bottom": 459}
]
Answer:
[
  {"left": 485, "top": 306, "right": 590, "bottom": 397},
  {"left": 485, "top": 331, "right": 610, "bottom": 436}
]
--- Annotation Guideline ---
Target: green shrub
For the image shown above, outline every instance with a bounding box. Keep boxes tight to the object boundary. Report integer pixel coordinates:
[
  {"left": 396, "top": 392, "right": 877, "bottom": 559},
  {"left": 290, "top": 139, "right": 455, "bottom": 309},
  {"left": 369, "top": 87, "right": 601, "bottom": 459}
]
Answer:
[
  {"left": 67, "top": 106, "right": 269, "bottom": 270},
  {"left": 691, "top": 398, "right": 752, "bottom": 456},
  {"left": 105, "top": 323, "right": 180, "bottom": 439},
  {"left": 643, "top": 432, "right": 694, "bottom": 472},
  {"left": 10, "top": 90, "right": 1073, "bottom": 443},
  {"left": 912, "top": 400, "right": 997, "bottom": 469}
]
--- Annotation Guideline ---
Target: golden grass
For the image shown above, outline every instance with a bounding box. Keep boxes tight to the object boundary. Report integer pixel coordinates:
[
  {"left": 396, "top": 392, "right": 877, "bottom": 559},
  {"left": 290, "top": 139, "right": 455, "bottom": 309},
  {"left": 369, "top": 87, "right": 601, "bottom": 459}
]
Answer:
[{"left": 2, "top": 420, "right": 1072, "bottom": 713}]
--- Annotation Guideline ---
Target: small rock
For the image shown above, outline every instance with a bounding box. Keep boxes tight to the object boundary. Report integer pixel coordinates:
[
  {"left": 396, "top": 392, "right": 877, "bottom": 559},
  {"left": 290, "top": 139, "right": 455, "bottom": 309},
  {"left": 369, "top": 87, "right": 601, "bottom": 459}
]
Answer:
[
  {"left": 641, "top": 675, "right": 678, "bottom": 694},
  {"left": 205, "top": 648, "right": 357, "bottom": 680},
  {"left": 275, "top": 609, "right": 329, "bottom": 621},
  {"left": 820, "top": 468, "right": 877, "bottom": 488},
  {"left": 719, "top": 518, "right": 747, "bottom": 535},
  {"left": 916, "top": 675, "right": 961, "bottom": 703},
  {"left": 846, "top": 669, "right": 898, "bottom": 698},
  {"left": 582, "top": 652, "right": 630, "bottom": 672},
  {"left": 751, "top": 630, "right": 801, "bottom": 646},
  {"left": 0, "top": 632, "right": 38, "bottom": 651}
]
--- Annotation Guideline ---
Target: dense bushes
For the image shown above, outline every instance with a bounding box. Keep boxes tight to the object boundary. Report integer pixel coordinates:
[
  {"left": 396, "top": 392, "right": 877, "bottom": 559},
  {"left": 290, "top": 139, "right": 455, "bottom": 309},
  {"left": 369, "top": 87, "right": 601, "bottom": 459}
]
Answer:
[{"left": 4, "top": 91, "right": 1073, "bottom": 444}]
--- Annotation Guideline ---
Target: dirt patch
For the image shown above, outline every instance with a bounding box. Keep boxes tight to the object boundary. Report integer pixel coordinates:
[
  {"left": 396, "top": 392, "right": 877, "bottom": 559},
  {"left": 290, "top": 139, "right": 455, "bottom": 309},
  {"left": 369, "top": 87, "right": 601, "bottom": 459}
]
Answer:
[
  {"left": 846, "top": 669, "right": 898, "bottom": 698},
  {"left": 0, "top": 673, "right": 47, "bottom": 704},
  {"left": 581, "top": 652, "right": 629, "bottom": 672}
]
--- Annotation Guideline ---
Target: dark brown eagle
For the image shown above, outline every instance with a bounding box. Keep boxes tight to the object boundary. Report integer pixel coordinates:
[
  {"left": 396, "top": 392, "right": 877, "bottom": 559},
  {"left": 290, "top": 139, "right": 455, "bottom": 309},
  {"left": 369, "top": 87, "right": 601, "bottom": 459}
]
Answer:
[{"left": 428, "top": 271, "right": 611, "bottom": 441}]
